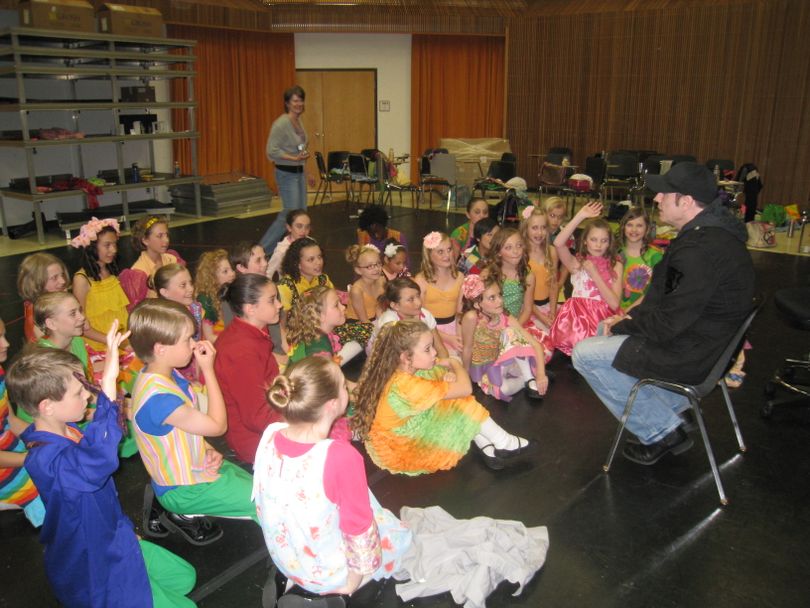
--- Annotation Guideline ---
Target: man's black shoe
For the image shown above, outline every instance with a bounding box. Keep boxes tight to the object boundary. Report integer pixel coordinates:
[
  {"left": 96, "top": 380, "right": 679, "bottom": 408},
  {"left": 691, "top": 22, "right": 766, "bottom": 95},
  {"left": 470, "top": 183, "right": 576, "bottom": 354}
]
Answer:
[
  {"left": 621, "top": 426, "right": 694, "bottom": 465},
  {"left": 159, "top": 512, "right": 224, "bottom": 546}
]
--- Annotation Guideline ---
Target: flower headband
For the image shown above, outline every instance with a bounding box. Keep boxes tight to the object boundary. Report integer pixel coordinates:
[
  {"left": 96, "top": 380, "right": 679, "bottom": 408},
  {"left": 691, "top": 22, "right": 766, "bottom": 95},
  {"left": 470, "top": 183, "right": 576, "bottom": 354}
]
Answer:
[
  {"left": 521, "top": 205, "right": 536, "bottom": 220},
  {"left": 422, "top": 231, "right": 443, "bottom": 249},
  {"left": 70, "top": 217, "right": 120, "bottom": 249},
  {"left": 384, "top": 242, "right": 403, "bottom": 258},
  {"left": 462, "top": 274, "right": 485, "bottom": 300}
]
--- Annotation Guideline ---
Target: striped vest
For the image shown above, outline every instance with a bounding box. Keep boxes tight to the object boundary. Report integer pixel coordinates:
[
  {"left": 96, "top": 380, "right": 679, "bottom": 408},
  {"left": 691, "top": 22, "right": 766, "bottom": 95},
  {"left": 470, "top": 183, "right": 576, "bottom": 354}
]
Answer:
[{"left": 131, "top": 371, "right": 218, "bottom": 487}]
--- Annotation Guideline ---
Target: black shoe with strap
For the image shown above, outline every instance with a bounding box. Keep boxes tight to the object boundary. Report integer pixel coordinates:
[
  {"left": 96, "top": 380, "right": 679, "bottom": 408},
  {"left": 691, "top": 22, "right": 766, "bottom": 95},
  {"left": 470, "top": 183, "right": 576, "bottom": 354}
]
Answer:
[{"left": 158, "top": 511, "right": 224, "bottom": 546}]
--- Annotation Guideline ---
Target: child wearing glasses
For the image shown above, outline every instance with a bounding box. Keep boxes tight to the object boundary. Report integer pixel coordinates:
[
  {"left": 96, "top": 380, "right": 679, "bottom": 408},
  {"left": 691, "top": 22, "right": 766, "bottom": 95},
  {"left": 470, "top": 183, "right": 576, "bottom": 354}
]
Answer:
[{"left": 345, "top": 244, "right": 385, "bottom": 323}]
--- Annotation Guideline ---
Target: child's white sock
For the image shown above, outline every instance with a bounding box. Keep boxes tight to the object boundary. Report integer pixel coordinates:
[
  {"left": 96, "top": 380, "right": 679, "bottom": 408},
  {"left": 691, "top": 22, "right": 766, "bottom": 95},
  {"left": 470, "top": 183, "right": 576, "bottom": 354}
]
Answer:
[
  {"left": 478, "top": 417, "right": 527, "bottom": 451},
  {"left": 337, "top": 340, "right": 363, "bottom": 366},
  {"left": 499, "top": 375, "right": 525, "bottom": 397}
]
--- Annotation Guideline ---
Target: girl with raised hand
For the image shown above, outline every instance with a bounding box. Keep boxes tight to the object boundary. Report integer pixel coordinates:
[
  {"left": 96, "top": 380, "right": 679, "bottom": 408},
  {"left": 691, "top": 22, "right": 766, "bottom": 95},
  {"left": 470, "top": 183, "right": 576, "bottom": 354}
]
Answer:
[{"left": 550, "top": 201, "right": 623, "bottom": 355}]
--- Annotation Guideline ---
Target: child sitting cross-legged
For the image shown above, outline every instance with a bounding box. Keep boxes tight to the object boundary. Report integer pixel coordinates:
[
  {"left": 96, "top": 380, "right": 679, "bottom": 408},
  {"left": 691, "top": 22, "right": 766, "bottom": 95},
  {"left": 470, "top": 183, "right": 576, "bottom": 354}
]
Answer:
[
  {"left": 460, "top": 274, "right": 549, "bottom": 402},
  {"left": 9, "top": 321, "right": 197, "bottom": 607},
  {"left": 352, "top": 319, "right": 535, "bottom": 475},
  {"left": 129, "top": 299, "right": 258, "bottom": 545}
]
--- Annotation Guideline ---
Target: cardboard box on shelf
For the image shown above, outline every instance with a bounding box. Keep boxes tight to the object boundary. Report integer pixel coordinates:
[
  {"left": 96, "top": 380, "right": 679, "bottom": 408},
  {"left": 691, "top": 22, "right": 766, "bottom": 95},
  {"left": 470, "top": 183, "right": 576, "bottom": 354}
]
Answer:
[
  {"left": 97, "top": 3, "right": 163, "bottom": 38},
  {"left": 19, "top": 0, "right": 95, "bottom": 33}
]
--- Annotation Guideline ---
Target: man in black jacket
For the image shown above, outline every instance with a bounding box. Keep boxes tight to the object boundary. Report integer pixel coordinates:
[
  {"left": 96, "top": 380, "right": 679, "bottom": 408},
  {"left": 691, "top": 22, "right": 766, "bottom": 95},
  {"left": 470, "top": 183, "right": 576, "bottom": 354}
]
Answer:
[{"left": 572, "top": 162, "right": 755, "bottom": 464}]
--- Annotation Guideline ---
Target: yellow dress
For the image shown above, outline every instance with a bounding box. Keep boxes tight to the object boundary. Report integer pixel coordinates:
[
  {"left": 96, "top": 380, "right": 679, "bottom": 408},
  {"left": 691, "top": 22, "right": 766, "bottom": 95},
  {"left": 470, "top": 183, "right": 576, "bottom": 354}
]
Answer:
[{"left": 76, "top": 270, "right": 130, "bottom": 352}]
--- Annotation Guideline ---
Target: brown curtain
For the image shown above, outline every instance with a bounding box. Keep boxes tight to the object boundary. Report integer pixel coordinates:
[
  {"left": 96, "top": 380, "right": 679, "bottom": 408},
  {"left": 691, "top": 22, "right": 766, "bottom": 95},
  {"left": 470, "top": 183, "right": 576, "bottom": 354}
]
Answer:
[
  {"left": 411, "top": 34, "right": 505, "bottom": 181},
  {"left": 167, "top": 26, "right": 295, "bottom": 191}
]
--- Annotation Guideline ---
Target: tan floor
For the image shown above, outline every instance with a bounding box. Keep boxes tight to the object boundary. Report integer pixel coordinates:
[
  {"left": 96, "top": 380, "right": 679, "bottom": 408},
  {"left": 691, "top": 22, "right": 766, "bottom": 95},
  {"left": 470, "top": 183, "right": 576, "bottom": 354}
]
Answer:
[{"left": 1, "top": 190, "right": 804, "bottom": 259}]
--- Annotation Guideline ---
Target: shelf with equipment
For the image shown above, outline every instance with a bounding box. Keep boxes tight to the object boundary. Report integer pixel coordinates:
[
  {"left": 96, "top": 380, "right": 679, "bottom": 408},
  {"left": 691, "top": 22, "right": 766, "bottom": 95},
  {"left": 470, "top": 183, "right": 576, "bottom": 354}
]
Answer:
[{"left": 0, "top": 27, "right": 201, "bottom": 244}]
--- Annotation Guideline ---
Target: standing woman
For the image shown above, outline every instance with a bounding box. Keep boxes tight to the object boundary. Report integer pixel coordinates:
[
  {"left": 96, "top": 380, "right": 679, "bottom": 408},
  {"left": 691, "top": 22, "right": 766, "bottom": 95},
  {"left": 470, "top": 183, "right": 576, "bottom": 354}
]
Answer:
[{"left": 260, "top": 85, "right": 312, "bottom": 255}]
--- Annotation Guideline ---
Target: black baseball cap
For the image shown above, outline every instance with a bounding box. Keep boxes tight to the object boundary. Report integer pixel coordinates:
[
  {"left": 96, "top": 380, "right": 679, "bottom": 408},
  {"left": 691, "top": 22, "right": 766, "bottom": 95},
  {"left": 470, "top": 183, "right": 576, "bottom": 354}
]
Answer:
[{"left": 645, "top": 162, "right": 718, "bottom": 204}]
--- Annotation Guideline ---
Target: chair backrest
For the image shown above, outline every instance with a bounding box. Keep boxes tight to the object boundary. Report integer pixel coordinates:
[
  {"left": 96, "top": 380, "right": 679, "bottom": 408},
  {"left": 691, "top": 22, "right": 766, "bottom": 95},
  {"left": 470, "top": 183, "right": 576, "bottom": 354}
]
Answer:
[
  {"left": 538, "top": 161, "right": 566, "bottom": 186},
  {"left": 327, "top": 151, "right": 350, "bottom": 172},
  {"left": 643, "top": 154, "right": 667, "bottom": 175},
  {"left": 500, "top": 152, "right": 517, "bottom": 164},
  {"left": 584, "top": 156, "right": 607, "bottom": 183},
  {"left": 669, "top": 154, "right": 697, "bottom": 165},
  {"left": 360, "top": 148, "right": 379, "bottom": 163},
  {"left": 692, "top": 305, "right": 760, "bottom": 397},
  {"left": 606, "top": 152, "right": 639, "bottom": 178},
  {"left": 549, "top": 146, "right": 572, "bottom": 156},
  {"left": 487, "top": 160, "right": 516, "bottom": 182},
  {"left": 314, "top": 151, "right": 328, "bottom": 178},
  {"left": 546, "top": 152, "right": 571, "bottom": 166},
  {"left": 347, "top": 153, "right": 368, "bottom": 175},
  {"left": 705, "top": 159, "right": 734, "bottom": 172},
  {"left": 429, "top": 153, "right": 457, "bottom": 183}
]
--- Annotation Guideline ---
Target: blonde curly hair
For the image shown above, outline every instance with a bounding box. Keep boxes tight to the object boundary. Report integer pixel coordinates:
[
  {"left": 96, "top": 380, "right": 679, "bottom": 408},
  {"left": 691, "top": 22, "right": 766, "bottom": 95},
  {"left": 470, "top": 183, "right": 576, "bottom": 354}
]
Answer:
[
  {"left": 286, "top": 285, "right": 332, "bottom": 346},
  {"left": 351, "top": 319, "right": 429, "bottom": 440},
  {"left": 194, "top": 249, "right": 230, "bottom": 320}
]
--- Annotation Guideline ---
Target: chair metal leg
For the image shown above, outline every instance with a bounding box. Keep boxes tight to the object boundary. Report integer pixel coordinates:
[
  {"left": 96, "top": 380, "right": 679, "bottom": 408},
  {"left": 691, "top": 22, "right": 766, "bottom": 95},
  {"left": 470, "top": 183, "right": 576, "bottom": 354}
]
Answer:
[
  {"left": 719, "top": 382, "right": 746, "bottom": 453},
  {"left": 603, "top": 383, "right": 643, "bottom": 472},
  {"left": 690, "top": 398, "right": 729, "bottom": 506}
]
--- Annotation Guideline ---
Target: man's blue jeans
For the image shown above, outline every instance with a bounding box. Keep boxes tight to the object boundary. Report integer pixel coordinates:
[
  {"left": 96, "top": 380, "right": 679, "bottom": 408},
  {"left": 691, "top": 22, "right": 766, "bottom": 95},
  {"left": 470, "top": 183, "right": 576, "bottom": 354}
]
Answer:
[
  {"left": 260, "top": 168, "right": 307, "bottom": 254},
  {"left": 572, "top": 335, "right": 687, "bottom": 445}
]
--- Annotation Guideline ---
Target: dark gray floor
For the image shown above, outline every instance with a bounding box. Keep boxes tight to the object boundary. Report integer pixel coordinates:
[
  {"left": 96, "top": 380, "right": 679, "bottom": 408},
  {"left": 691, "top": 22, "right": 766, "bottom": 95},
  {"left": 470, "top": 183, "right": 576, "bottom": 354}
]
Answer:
[{"left": 1, "top": 203, "right": 808, "bottom": 608}]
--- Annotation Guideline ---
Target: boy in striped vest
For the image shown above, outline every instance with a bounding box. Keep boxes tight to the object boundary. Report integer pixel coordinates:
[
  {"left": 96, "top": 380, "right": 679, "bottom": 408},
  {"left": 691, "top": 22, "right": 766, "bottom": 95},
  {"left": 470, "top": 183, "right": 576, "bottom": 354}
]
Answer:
[{"left": 129, "top": 300, "right": 258, "bottom": 529}]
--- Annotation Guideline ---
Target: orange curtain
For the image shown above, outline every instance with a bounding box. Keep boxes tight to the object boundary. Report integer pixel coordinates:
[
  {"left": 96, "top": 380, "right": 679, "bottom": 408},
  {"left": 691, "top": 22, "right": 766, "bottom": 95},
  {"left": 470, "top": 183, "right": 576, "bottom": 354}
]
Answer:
[
  {"left": 411, "top": 34, "right": 505, "bottom": 181},
  {"left": 167, "top": 26, "right": 295, "bottom": 191}
]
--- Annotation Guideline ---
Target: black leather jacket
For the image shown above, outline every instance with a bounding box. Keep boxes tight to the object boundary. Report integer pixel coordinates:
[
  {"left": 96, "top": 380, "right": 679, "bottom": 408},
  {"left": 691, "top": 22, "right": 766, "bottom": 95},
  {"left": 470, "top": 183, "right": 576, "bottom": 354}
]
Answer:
[{"left": 612, "top": 201, "right": 755, "bottom": 384}]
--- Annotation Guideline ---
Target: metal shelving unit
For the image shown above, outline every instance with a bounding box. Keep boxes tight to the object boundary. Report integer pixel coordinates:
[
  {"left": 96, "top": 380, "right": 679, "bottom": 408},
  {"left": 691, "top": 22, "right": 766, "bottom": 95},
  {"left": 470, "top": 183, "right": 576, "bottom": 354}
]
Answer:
[{"left": 0, "top": 27, "right": 201, "bottom": 243}]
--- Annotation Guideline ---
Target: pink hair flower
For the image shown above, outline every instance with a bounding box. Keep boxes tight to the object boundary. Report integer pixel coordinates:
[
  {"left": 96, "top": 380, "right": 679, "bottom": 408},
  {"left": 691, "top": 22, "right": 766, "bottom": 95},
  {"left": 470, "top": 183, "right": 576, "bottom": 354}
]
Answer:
[
  {"left": 521, "top": 205, "right": 535, "bottom": 220},
  {"left": 422, "top": 231, "right": 443, "bottom": 250},
  {"left": 462, "top": 274, "right": 485, "bottom": 301},
  {"left": 69, "top": 216, "right": 121, "bottom": 249}
]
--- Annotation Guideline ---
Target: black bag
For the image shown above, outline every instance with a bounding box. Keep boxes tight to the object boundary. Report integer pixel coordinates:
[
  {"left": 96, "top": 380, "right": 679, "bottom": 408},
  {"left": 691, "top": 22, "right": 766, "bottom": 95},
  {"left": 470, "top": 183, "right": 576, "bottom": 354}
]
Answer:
[{"left": 492, "top": 190, "right": 521, "bottom": 226}]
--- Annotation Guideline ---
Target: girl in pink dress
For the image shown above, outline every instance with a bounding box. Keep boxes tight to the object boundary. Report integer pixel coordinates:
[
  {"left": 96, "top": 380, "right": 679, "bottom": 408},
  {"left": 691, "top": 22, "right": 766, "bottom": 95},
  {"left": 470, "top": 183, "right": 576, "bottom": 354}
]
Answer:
[{"left": 550, "top": 201, "right": 623, "bottom": 356}]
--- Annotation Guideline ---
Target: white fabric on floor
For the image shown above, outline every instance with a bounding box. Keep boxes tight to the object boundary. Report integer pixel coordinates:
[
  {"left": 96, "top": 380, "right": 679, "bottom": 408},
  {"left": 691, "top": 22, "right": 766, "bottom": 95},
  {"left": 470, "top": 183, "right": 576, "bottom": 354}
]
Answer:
[{"left": 394, "top": 505, "right": 549, "bottom": 608}]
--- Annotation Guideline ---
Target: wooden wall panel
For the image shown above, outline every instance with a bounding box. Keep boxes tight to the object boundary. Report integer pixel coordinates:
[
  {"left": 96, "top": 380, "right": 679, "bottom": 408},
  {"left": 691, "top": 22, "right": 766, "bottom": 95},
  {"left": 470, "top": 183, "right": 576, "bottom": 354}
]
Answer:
[{"left": 507, "top": 0, "right": 810, "bottom": 205}]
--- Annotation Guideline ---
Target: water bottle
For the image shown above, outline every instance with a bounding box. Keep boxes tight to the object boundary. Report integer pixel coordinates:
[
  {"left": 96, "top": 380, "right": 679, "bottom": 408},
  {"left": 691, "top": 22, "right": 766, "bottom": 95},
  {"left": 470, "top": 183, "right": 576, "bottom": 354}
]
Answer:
[
  {"left": 713, "top": 164, "right": 721, "bottom": 182},
  {"left": 174, "top": 161, "right": 181, "bottom": 178},
  {"left": 131, "top": 162, "right": 140, "bottom": 183}
]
